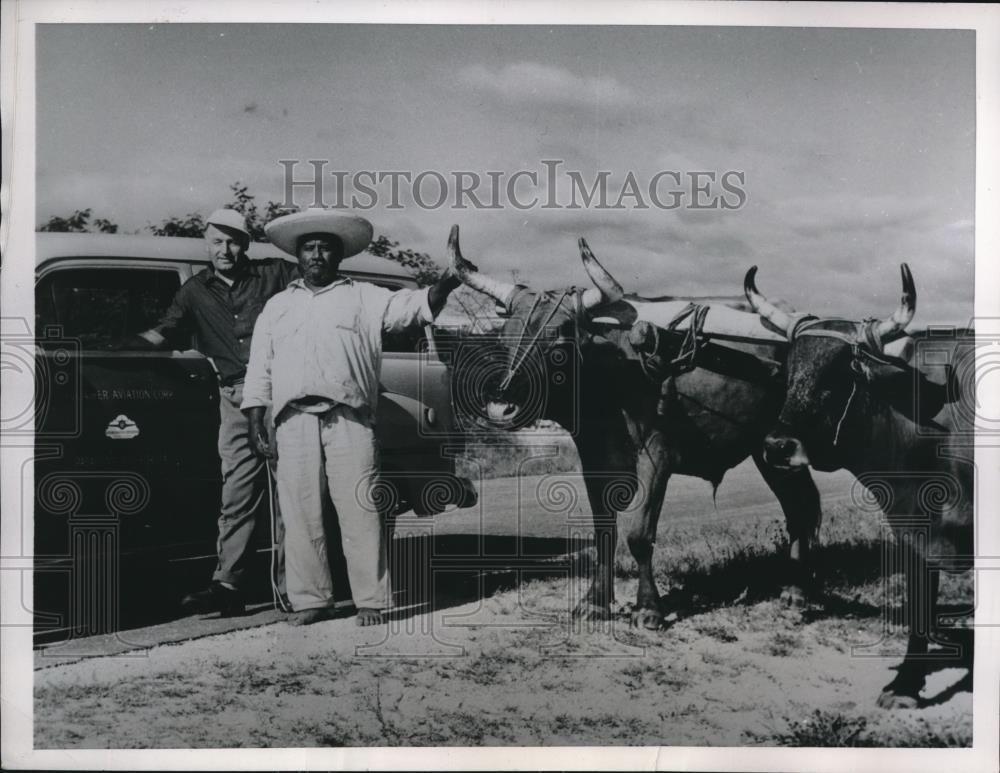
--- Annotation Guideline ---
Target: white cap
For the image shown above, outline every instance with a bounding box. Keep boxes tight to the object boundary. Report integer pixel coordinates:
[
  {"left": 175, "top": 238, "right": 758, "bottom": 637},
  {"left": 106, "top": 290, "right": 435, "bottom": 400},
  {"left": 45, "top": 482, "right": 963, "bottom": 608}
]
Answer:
[{"left": 205, "top": 208, "right": 250, "bottom": 240}]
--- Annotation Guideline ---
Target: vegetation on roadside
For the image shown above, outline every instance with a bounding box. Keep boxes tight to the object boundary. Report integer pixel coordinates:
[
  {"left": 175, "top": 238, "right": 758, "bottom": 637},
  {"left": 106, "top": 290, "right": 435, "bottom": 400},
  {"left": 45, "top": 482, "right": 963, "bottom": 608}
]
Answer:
[{"left": 745, "top": 709, "right": 972, "bottom": 747}]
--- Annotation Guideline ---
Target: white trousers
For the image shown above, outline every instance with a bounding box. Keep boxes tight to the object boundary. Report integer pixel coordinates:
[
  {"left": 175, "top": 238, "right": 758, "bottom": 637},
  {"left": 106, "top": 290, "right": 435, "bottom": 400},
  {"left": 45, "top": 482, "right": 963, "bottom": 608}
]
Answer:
[{"left": 275, "top": 405, "right": 390, "bottom": 611}]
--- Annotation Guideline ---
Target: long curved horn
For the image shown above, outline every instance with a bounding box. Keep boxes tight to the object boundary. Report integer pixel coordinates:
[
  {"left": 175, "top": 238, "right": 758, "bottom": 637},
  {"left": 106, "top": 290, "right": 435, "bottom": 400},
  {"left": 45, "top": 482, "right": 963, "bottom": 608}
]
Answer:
[
  {"left": 874, "top": 263, "right": 916, "bottom": 342},
  {"left": 744, "top": 266, "right": 796, "bottom": 337},
  {"left": 447, "top": 224, "right": 518, "bottom": 306},
  {"left": 578, "top": 238, "right": 625, "bottom": 309}
]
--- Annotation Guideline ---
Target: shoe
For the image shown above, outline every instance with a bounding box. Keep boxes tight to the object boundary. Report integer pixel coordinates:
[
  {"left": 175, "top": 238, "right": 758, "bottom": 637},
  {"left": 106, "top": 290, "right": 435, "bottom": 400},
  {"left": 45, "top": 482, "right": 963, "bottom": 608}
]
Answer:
[
  {"left": 287, "top": 607, "right": 336, "bottom": 626},
  {"left": 180, "top": 582, "right": 245, "bottom": 617}
]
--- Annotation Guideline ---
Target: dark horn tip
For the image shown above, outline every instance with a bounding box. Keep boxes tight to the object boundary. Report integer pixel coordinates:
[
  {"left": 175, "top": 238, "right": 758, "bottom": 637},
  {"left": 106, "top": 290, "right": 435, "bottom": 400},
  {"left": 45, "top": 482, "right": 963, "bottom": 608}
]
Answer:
[
  {"left": 743, "top": 265, "right": 759, "bottom": 298},
  {"left": 900, "top": 262, "right": 916, "bottom": 305}
]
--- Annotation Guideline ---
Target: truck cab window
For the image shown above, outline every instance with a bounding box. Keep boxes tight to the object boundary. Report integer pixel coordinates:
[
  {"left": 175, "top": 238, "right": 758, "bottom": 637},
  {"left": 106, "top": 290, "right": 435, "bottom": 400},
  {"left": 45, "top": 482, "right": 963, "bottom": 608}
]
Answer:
[{"left": 36, "top": 267, "right": 182, "bottom": 350}]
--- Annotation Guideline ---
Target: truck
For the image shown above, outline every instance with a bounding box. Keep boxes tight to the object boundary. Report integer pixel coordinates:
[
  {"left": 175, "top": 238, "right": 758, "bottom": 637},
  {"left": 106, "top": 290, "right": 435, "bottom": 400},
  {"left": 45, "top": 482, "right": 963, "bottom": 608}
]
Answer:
[{"left": 33, "top": 231, "right": 477, "bottom": 639}]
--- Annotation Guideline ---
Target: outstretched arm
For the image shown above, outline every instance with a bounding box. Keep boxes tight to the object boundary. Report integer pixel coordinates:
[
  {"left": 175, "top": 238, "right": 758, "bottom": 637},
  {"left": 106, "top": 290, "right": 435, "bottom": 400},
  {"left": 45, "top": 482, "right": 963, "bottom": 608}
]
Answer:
[
  {"left": 382, "top": 268, "right": 465, "bottom": 334},
  {"left": 128, "top": 291, "right": 191, "bottom": 350}
]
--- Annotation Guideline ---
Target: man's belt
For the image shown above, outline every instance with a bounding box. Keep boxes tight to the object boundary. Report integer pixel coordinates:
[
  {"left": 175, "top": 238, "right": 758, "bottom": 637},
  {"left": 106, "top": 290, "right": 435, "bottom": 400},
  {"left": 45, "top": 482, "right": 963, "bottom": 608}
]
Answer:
[{"left": 218, "top": 375, "right": 246, "bottom": 388}]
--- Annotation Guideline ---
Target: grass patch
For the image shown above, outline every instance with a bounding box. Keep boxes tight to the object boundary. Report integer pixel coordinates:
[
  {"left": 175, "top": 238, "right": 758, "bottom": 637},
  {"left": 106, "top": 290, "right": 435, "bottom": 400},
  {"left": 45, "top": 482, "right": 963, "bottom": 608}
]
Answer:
[
  {"left": 747, "top": 710, "right": 972, "bottom": 748},
  {"left": 449, "top": 650, "right": 531, "bottom": 686},
  {"left": 692, "top": 620, "right": 740, "bottom": 643},
  {"left": 619, "top": 660, "right": 690, "bottom": 691}
]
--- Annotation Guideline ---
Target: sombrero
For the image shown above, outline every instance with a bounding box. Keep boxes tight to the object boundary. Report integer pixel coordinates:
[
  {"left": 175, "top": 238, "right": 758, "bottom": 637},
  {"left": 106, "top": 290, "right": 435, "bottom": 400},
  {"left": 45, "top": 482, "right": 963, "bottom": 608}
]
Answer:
[{"left": 265, "top": 208, "right": 374, "bottom": 258}]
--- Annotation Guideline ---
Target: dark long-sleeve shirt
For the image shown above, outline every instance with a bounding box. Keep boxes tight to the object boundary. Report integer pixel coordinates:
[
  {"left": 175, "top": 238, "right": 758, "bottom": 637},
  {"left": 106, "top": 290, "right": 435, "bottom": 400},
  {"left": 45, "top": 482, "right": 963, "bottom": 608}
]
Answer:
[{"left": 152, "top": 258, "right": 299, "bottom": 384}]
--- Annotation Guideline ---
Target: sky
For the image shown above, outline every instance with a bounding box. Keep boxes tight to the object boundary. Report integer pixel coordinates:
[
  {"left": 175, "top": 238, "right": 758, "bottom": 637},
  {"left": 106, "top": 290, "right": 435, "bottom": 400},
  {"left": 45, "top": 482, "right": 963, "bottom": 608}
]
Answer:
[{"left": 36, "top": 24, "right": 975, "bottom": 324}]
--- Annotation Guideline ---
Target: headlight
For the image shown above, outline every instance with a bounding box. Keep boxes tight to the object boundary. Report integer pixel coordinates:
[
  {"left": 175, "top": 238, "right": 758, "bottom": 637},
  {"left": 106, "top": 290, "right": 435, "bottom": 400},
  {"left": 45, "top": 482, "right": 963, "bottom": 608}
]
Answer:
[{"left": 425, "top": 407, "right": 437, "bottom": 426}]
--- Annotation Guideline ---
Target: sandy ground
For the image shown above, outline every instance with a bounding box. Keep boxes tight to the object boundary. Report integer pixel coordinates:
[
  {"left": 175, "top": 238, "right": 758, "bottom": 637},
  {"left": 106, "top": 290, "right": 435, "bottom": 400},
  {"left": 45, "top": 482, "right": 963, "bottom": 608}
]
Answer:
[
  {"left": 33, "top": 582, "right": 972, "bottom": 748},
  {"left": 32, "top": 462, "right": 973, "bottom": 748}
]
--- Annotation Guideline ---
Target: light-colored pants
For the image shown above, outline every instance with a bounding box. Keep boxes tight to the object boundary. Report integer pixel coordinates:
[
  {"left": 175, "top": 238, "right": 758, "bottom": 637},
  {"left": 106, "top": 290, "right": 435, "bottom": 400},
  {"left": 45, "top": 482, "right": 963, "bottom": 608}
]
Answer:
[
  {"left": 213, "top": 382, "right": 283, "bottom": 592},
  {"left": 275, "top": 404, "right": 390, "bottom": 611}
]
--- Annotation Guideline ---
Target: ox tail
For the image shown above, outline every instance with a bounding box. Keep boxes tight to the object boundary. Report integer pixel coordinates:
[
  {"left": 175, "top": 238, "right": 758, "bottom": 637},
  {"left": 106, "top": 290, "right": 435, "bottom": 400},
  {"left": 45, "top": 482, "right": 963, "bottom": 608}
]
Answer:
[{"left": 710, "top": 472, "right": 724, "bottom": 510}]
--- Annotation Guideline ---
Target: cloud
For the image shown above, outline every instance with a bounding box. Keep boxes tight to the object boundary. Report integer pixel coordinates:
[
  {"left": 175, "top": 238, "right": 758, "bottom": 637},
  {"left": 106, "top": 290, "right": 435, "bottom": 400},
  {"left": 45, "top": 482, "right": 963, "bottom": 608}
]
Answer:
[
  {"left": 775, "top": 193, "right": 939, "bottom": 238},
  {"left": 459, "top": 62, "right": 638, "bottom": 110}
]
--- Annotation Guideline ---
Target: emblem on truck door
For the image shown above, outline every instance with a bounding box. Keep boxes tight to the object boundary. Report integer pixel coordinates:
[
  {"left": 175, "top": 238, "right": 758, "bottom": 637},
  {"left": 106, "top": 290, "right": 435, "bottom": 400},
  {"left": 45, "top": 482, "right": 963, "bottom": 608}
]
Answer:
[{"left": 105, "top": 414, "right": 140, "bottom": 440}]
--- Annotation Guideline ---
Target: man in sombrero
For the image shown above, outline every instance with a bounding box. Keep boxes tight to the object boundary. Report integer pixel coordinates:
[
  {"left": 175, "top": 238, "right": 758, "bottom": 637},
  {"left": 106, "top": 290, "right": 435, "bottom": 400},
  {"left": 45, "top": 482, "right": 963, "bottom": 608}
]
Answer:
[{"left": 241, "top": 208, "right": 464, "bottom": 626}]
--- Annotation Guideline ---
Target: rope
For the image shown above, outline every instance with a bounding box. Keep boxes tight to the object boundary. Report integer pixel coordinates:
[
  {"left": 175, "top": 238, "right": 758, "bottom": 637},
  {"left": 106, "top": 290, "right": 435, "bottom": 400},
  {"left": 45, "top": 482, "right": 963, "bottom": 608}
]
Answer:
[
  {"left": 635, "top": 302, "right": 710, "bottom": 382},
  {"left": 498, "top": 291, "right": 570, "bottom": 393},
  {"left": 266, "top": 463, "right": 292, "bottom": 613},
  {"left": 637, "top": 322, "right": 662, "bottom": 382},
  {"left": 667, "top": 304, "right": 709, "bottom": 373},
  {"left": 832, "top": 379, "right": 858, "bottom": 447}
]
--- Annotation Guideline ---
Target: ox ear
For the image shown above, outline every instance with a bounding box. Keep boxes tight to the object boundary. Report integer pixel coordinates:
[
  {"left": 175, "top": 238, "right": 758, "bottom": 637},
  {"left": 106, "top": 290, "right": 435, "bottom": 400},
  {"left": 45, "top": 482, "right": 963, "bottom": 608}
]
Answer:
[{"left": 584, "top": 299, "right": 637, "bottom": 329}]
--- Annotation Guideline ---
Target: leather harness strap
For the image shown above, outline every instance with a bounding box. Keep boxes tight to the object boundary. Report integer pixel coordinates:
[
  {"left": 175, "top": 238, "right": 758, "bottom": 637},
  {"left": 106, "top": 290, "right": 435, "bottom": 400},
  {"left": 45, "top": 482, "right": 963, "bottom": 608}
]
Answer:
[
  {"left": 789, "top": 317, "right": 910, "bottom": 447},
  {"left": 633, "top": 302, "right": 712, "bottom": 382},
  {"left": 791, "top": 317, "right": 906, "bottom": 368}
]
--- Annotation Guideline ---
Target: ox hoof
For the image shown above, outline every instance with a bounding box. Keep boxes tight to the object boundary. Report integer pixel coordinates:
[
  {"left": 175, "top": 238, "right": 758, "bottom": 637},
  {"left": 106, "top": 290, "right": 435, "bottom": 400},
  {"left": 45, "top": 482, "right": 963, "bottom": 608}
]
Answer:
[
  {"left": 779, "top": 585, "right": 808, "bottom": 609},
  {"left": 631, "top": 608, "right": 663, "bottom": 631},
  {"left": 876, "top": 690, "right": 920, "bottom": 710},
  {"left": 573, "top": 601, "right": 611, "bottom": 621}
]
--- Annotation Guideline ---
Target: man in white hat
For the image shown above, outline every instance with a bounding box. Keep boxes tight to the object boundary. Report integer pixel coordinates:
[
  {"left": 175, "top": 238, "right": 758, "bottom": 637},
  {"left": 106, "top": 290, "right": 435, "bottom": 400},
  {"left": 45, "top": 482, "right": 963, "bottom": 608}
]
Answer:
[
  {"left": 138, "top": 208, "right": 298, "bottom": 616},
  {"left": 241, "top": 209, "right": 464, "bottom": 626}
]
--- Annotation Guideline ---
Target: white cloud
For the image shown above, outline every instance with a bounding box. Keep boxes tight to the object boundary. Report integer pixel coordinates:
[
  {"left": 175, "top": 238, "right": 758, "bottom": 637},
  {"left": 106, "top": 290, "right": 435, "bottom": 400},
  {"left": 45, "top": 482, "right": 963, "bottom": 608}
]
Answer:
[
  {"left": 773, "top": 193, "right": 939, "bottom": 238},
  {"left": 459, "top": 62, "right": 638, "bottom": 110}
]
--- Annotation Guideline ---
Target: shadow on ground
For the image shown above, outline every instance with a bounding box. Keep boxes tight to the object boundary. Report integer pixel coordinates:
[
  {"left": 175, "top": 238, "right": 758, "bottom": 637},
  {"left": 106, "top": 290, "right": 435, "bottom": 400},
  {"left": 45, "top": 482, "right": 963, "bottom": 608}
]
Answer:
[{"left": 32, "top": 532, "right": 586, "bottom": 648}]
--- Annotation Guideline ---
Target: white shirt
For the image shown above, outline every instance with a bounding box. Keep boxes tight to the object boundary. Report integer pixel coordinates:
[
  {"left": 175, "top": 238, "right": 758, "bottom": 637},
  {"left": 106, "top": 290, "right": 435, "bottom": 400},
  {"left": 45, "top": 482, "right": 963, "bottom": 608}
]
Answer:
[{"left": 241, "top": 277, "right": 433, "bottom": 420}]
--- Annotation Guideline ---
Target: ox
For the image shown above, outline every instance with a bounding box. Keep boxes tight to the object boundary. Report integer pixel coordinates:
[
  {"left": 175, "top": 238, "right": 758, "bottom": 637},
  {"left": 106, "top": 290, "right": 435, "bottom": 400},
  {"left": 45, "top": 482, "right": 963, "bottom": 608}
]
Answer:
[
  {"left": 448, "top": 225, "right": 822, "bottom": 629},
  {"left": 745, "top": 264, "right": 974, "bottom": 707}
]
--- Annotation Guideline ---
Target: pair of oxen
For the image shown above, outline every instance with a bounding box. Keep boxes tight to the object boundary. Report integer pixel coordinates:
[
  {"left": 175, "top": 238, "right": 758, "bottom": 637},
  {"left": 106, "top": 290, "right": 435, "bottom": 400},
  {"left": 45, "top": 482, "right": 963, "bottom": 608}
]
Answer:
[{"left": 446, "top": 225, "right": 973, "bottom": 709}]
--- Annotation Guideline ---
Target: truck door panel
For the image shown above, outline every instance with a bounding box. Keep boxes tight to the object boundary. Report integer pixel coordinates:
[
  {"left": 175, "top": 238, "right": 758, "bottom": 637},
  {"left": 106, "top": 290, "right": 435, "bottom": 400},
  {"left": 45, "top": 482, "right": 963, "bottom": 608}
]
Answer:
[{"left": 35, "top": 265, "right": 221, "bottom": 563}]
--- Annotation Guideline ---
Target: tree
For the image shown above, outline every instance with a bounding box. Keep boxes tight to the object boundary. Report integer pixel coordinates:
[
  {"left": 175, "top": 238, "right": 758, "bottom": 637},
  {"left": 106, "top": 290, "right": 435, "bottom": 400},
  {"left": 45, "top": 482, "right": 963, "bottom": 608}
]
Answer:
[
  {"left": 366, "top": 235, "right": 442, "bottom": 286},
  {"left": 148, "top": 213, "right": 206, "bottom": 238},
  {"left": 222, "top": 182, "right": 298, "bottom": 242},
  {"left": 226, "top": 182, "right": 265, "bottom": 242},
  {"left": 39, "top": 208, "right": 118, "bottom": 233},
  {"left": 40, "top": 182, "right": 442, "bottom": 285}
]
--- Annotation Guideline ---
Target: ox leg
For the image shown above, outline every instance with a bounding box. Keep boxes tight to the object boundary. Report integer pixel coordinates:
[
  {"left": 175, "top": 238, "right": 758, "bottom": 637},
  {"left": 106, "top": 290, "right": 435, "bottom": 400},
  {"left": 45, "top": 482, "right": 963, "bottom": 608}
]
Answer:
[
  {"left": 574, "top": 476, "right": 618, "bottom": 621},
  {"left": 878, "top": 551, "right": 937, "bottom": 708},
  {"left": 752, "top": 452, "right": 821, "bottom": 607},
  {"left": 623, "top": 435, "right": 671, "bottom": 630}
]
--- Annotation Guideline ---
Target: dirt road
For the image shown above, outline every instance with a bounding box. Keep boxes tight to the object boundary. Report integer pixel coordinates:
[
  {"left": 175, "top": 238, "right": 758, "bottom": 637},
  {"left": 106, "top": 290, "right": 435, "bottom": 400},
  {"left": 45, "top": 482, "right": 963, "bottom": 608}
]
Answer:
[{"left": 33, "top": 461, "right": 973, "bottom": 748}]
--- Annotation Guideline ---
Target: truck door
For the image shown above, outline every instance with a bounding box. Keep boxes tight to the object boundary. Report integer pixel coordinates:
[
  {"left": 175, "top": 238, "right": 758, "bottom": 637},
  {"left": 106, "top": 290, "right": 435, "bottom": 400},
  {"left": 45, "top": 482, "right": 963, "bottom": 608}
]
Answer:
[{"left": 34, "top": 262, "right": 221, "bottom": 634}]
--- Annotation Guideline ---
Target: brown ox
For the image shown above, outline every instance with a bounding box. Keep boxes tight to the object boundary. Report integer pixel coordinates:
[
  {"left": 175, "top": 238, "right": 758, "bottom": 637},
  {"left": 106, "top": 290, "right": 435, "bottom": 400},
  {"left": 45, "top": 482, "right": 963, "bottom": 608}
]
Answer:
[
  {"left": 745, "top": 264, "right": 974, "bottom": 708},
  {"left": 449, "top": 226, "right": 822, "bottom": 629}
]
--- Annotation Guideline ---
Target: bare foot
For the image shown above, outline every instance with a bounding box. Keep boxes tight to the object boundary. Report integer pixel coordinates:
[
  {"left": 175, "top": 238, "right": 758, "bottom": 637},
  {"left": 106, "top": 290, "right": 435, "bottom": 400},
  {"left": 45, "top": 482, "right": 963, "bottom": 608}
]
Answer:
[
  {"left": 356, "top": 607, "right": 384, "bottom": 626},
  {"left": 287, "top": 607, "right": 335, "bottom": 626}
]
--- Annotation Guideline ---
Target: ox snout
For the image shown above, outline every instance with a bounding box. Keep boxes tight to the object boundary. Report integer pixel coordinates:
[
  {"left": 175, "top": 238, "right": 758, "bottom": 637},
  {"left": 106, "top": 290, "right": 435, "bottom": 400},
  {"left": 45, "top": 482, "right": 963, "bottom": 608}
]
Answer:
[
  {"left": 486, "top": 400, "right": 520, "bottom": 427},
  {"left": 763, "top": 434, "right": 811, "bottom": 469}
]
